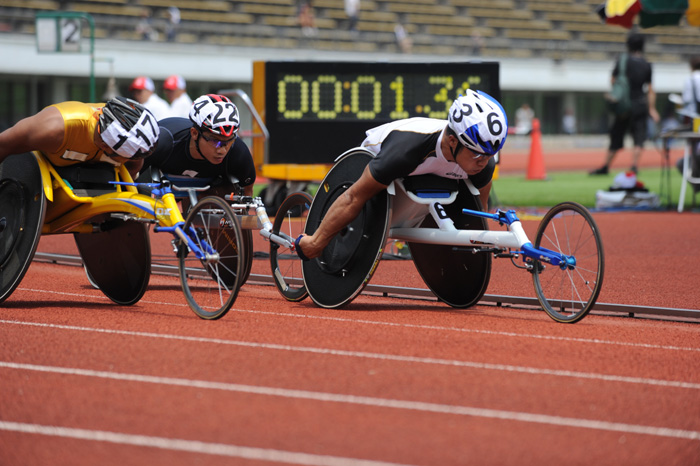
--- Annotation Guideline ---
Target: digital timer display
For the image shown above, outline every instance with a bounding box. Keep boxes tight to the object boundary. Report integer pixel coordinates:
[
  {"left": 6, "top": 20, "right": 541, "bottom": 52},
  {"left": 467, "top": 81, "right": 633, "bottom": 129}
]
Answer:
[{"left": 253, "top": 61, "right": 500, "bottom": 166}]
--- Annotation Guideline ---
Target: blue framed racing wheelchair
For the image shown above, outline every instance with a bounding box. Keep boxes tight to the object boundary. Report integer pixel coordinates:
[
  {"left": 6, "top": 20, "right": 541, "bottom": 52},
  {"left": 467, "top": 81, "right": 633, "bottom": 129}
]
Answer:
[{"left": 302, "top": 148, "right": 605, "bottom": 323}]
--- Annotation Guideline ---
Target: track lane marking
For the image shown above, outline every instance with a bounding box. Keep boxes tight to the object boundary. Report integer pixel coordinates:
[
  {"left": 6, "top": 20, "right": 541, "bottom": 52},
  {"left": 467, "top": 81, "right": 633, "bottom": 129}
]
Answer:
[
  {"left": 1, "top": 362, "right": 699, "bottom": 441},
  {"left": 8, "top": 289, "right": 700, "bottom": 353},
  {"left": 0, "top": 420, "right": 413, "bottom": 466},
  {"left": 1, "top": 320, "right": 699, "bottom": 390}
]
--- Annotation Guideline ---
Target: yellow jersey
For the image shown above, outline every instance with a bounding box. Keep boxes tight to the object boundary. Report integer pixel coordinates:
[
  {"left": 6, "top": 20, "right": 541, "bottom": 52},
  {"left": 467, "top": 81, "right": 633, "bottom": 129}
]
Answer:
[{"left": 43, "top": 101, "right": 119, "bottom": 167}]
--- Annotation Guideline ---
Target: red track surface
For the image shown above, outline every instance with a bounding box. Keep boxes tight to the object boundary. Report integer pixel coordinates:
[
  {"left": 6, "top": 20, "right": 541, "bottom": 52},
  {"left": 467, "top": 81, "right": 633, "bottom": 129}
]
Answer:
[{"left": 2, "top": 147, "right": 699, "bottom": 465}]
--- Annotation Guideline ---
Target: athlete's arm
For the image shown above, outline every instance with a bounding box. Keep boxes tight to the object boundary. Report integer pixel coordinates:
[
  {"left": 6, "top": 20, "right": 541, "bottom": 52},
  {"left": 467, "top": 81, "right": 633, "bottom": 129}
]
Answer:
[
  {"left": 298, "top": 165, "right": 388, "bottom": 259},
  {"left": 0, "top": 106, "right": 64, "bottom": 163}
]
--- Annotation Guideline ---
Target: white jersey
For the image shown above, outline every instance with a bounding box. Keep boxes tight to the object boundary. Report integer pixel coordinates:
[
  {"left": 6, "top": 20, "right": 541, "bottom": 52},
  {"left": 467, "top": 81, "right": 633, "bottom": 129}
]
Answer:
[
  {"left": 361, "top": 117, "right": 478, "bottom": 185},
  {"left": 144, "top": 93, "right": 172, "bottom": 120},
  {"left": 169, "top": 92, "right": 193, "bottom": 118}
]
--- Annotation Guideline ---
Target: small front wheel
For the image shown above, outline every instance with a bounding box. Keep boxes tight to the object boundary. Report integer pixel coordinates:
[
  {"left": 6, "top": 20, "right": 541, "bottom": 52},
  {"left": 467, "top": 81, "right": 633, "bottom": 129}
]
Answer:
[
  {"left": 532, "top": 202, "right": 604, "bottom": 323},
  {"left": 270, "top": 191, "right": 312, "bottom": 301},
  {"left": 179, "top": 196, "right": 243, "bottom": 319}
]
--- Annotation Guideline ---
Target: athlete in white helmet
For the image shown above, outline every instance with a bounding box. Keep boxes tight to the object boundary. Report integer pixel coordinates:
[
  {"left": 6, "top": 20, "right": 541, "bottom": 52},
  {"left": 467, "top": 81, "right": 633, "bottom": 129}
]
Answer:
[
  {"left": 0, "top": 96, "right": 159, "bottom": 177},
  {"left": 296, "top": 89, "right": 508, "bottom": 260},
  {"left": 137, "top": 94, "right": 256, "bottom": 205}
]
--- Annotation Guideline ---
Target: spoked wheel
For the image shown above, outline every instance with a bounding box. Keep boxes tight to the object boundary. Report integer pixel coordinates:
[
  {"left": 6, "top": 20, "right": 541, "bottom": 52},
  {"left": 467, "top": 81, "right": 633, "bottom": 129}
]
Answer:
[
  {"left": 269, "top": 191, "right": 312, "bottom": 301},
  {"left": 178, "top": 196, "right": 243, "bottom": 319},
  {"left": 531, "top": 202, "right": 604, "bottom": 323}
]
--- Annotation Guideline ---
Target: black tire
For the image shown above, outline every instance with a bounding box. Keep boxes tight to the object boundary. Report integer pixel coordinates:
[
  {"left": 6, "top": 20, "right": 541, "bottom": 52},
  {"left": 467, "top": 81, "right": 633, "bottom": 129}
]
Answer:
[
  {"left": 269, "top": 191, "right": 312, "bottom": 301},
  {"left": 0, "top": 179, "right": 45, "bottom": 303},
  {"left": 532, "top": 202, "right": 605, "bottom": 323},
  {"left": 75, "top": 219, "right": 151, "bottom": 306},
  {"left": 240, "top": 228, "right": 254, "bottom": 286},
  {"left": 409, "top": 188, "right": 491, "bottom": 309},
  {"left": 0, "top": 153, "right": 46, "bottom": 305},
  {"left": 178, "top": 196, "right": 243, "bottom": 319}
]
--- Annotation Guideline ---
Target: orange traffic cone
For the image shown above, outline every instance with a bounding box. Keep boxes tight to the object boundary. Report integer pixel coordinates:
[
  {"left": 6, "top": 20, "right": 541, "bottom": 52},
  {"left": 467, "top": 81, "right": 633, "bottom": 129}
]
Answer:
[{"left": 526, "top": 118, "right": 547, "bottom": 180}]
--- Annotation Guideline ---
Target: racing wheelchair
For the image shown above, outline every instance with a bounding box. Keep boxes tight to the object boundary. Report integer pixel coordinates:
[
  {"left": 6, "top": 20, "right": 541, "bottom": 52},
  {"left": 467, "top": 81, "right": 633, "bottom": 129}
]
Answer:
[
  {"left": 302, "top": 149, "right": 605, "bottom": 323},
  {"left": 0, "top": 152, "right": 247, "bottom": 319},
  {"left": 137, "top": 168, "right": 312, "bottom": 303},
  {"left": 0, "top": 152, "right": 312, "bottom": 319}
]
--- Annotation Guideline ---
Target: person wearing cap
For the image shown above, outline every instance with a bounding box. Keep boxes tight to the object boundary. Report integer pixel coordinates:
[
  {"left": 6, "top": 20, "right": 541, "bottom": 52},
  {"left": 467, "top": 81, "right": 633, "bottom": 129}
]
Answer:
[
  {"left": 295, "top": 89, "right": 507, "bottom": 261},
  {"left": 129, "top": 76, "right": 171, "bottom": 120},
  {"left": 163, "top": 75, "right": 193, "bottom": 118},
  {"left": 0, "top": 97, "right": 160, "bottom": 178}
]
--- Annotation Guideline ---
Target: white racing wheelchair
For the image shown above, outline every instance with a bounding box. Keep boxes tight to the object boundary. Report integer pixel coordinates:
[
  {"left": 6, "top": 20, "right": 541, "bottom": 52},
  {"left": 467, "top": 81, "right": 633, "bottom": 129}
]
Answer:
[{"left": 301, "top": 148, "right": 605, "bottom": 324}]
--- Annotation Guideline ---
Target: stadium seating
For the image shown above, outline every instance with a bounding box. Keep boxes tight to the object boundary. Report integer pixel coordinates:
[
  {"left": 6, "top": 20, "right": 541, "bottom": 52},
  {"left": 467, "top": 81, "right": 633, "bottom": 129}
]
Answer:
[{"left": 0, "top": 0, "right": 695, "bottom": 63}]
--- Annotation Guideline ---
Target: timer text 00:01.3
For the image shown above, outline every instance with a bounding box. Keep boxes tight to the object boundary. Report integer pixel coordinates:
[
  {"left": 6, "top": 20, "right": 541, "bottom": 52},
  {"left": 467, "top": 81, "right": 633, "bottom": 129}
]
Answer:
[{"left": 276, "top": 74, "right": 484, "bottom": 121}]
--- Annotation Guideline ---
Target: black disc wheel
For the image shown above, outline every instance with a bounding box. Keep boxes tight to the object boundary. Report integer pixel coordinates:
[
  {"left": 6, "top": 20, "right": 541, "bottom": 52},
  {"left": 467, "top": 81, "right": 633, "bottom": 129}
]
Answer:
[
  {"left": 269, "top": 191, "right": 312, "bottom": 302},
  {"left": 0, "top": 153, "right": 46, "bottom": 304},
  {"left": 532, "top": 202, "right": 605, "bottom": 323},
  {"left": 178, "top": 196, "right": 243, "bottom": 319}
]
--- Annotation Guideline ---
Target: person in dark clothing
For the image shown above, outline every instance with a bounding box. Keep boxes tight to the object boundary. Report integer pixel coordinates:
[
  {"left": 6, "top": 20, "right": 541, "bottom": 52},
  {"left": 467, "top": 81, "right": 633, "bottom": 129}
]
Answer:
[
  {"left": 591, "top": 33, "right": 660, "bottom": 175},
  {"left": 138, "top": 94, "right": 256, "bottom": 207}
]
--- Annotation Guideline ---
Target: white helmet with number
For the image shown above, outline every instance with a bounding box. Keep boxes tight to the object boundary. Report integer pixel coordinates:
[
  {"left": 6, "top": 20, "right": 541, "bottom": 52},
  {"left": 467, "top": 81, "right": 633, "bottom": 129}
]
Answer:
[
  {"left": 189, "top": 94, "right": 240, "bottom": 138},
  {"left": 98, "top": 96, "right": 159, "bottom": 159},
  {"left": 448, "top": 89, "right": 508, "bottom": 156}
]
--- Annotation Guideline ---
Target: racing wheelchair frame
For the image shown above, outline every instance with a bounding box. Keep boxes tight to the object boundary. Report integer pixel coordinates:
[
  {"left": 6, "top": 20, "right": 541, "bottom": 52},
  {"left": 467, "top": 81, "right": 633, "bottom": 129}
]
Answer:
[
  {"left": 0, "top": 152, "right": 246, "bottom": 319},
  {"left": 302, "top": 148, "right": 605, "bottom": 323}
]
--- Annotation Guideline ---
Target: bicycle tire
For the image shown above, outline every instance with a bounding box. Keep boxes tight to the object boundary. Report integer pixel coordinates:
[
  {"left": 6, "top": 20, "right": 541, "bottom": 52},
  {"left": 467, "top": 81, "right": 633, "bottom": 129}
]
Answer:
[
  {"left": 178, "top": 196, "right": 243, "bottom": 319},
  {"left": 531, "top": 202, "right": 604, "bottom": 323},
  {"left": 270, "top": 191, "right": 312, "bottom": 302}
]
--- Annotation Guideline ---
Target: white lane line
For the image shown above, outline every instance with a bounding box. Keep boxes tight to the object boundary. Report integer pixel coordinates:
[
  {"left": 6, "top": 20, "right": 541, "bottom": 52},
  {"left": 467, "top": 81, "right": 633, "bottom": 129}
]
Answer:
[
  {"left": 13, "top": 288, "right": 700, "bottom": 353},
  {"left": 1, "top": 320, "right": 698, "bottom": 390},
  {"left": 234, "top": 309, "right": 700, "bottom": 353},
  {"left": 0, "top": 420, "right": 413, "bottom": 466},
  {"left": 1, "top": 362, "right": 699, "bottom": 441}
]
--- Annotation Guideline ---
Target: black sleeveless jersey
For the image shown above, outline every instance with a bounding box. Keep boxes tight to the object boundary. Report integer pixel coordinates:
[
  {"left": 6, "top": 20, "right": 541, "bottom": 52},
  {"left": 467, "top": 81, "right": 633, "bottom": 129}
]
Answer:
[{"left": 142, "top": 117, "right": 256, "bottom": 187}]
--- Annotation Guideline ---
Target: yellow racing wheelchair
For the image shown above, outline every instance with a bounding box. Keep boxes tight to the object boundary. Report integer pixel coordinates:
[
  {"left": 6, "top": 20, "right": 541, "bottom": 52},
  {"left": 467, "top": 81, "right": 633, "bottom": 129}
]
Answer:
[{"left": 0, "top": 152, "right": 245, "bottom": 319}]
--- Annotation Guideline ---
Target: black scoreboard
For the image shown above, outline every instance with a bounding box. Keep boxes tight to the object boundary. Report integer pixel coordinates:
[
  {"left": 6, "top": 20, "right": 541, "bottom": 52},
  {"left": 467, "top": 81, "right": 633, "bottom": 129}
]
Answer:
[{"left": 252, "top": 61, "right": 500, "bottom": 166}]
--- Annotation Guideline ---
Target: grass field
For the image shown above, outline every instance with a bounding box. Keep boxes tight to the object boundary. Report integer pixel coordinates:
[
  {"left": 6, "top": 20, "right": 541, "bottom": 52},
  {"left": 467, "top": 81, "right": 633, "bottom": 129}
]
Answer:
[{"left": 493, "top": 167, "right": 696, "bottom": 209}]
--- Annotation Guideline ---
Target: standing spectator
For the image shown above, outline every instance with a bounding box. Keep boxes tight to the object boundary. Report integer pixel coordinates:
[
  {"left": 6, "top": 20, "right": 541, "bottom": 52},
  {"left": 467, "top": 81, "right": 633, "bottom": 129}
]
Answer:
[
  {"left": 395, "top": 22, "right": 412, "bottom": 54},
  {"left": 680, "top": 55, "right": 700, "bottom": 119},
  {"left": 590, "top": 33, "right": 659, "bottom": 175},
  {"left": 165, "top": 6, "right": 181, "bottom": 42},
  {"left": 298, "top": 1, "right": 317, "bottom": 38},
  {"left": 344, "top": 0, "right": 360, "bottom": 33},
  {"left": 675, "top": 55, "right": 700, "bottom": 189},
  {"left": 129, "top": 76, "right": 171, "bottom": 121},
  {"left": 515, "top": 103, "right": 534, "bottom": 134},
  {"left": 163, "top": 75, "right": 193, "bottom": 118},
  {"left": 471, "top": 31, "right": 484, "bottom": 56},
  {"left": 562, "top": 108, "right": 577, "bottom": 135}
]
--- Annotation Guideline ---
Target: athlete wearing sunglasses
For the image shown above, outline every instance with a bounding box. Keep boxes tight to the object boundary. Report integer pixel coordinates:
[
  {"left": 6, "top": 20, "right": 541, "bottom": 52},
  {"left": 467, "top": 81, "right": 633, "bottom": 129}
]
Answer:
[
  {"left": 296, "top": 89, "right": 507, "bottom": 261},
  {"left": 138, "top": 94, "right": 256, "bottom": 201}
]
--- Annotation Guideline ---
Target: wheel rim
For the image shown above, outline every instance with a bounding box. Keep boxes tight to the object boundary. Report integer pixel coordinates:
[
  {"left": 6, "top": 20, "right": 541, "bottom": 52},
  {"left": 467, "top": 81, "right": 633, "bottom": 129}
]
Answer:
[
  {"left": 533, "top": 203, "right": 604, "bottom": 323},
  {"left": 179, "top": 197, "right": 242, "bottom": 319},
  {"left": 270, "top": 192, "right": 311, "bottom": 302}
]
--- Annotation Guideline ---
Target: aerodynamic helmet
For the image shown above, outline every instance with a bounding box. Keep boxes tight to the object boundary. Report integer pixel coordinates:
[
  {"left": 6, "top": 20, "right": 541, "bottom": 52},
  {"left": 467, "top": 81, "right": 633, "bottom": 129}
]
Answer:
[
  {"left": 98, "top": 96, "right": 159, "bottom": 159},
  {"left": 447, "top": 89, "right": 508, "bottom": 156},
  {"left": 189, "top": 94, "right": 240, "bottom": 138}
]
